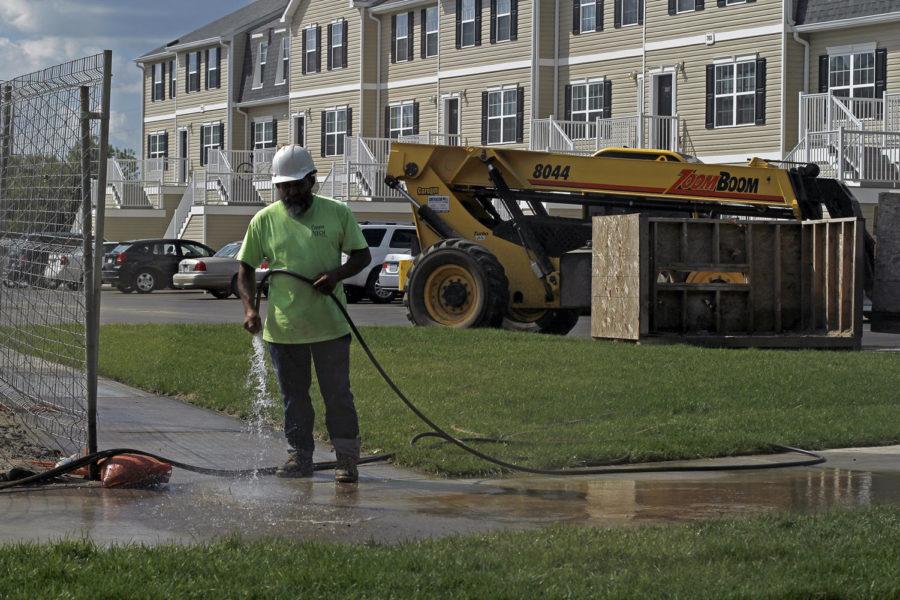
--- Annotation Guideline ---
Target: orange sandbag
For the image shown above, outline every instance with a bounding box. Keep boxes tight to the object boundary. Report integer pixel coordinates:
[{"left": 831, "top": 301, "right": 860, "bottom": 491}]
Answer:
[{"left": 100, "top": 454, "right": 172, "bottom": 489}]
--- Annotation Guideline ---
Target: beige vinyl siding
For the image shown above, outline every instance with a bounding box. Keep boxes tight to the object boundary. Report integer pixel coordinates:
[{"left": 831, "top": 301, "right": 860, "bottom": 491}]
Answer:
[
  {"left": 563, "top": 0, "right": 642, "bottom": 58},
  {"left": 442, "top": 67, "right": 531, "bottom": 146},
  {"left": 439, "top": 0, "right": 533, "bottom": 71},
  {"left": 382, "top": 84, "right": 439, "bottom": 137},
  {"left": 231, "top": 35, "right": 248, "bottom": 100},
  {"left": 559, "top": 55, "right": 643, "bottom": 120},
  {"left": 144, "top": 62, "right": 176, "bottom": 118},
  {"left": 205, "top": 215, "right": 258, "bottom": 250},
  {"left": 142, "top": 121, "right": 176, "bottom": 161},
  {"left": 290, "top": 1, "right": 361, "bottom": 89},
  {"left": 538, "top": 0, "right": 556, "bottom": 60},
  {"left": 182, "top": 214, "right": 205, "bottom": 242},
  {"left": 232, "top": 110, "right": 248, "bottom": 151},
  {"left": 362, "top": 14, "right": 380, "bottom": 86},
  {"left": 245, "top": 104, "right": 291, "bottom": 150},
  {"left": 783, "top": 35, "right": 806, "bottom": 152},
  {"left": 646, "top": 34, "right": 782, "bottom": 158},
  {"left": 176, "top": 45, "right": 230, "bottom": 109},
  {"left": 381, "top": 10, "right": 440, "bottom": 81},
  {"left": 176, "top": 109, "right": 229, "bottom": 173},
  {"left": 807, "top": 24, "right": 900, "bottom": 94},
  {"left": 361, "top": 89, "right": 380, "bottom": 137},
  {"left": 289, "top": 91, "right": 359, "bottom": 174},
  {"left": 538, "top": 65, "right": 555, "bottom": 118},
  {"left": 103, "top": 215, "right": 170, "bottom": 242},
  {"left": 645, "top": 0, "right": 782, "bottom": 41}
]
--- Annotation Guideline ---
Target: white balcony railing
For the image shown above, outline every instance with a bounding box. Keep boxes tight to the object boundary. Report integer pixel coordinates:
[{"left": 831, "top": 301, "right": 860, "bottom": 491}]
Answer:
[
  {"left": 531, "top": 115, "right": 681, "bottom": 155},
  {"left": 799, "top": 92, "right": 900, "bottom": 138},
  {"left": 785, "top": 128, "right": 900, "bottom": 185},
  {"left": 347, "top": 162, "right": 405, "bottom": 201},
  {"left": 398, "top": 132, "right": 469, "bottom": 146}
]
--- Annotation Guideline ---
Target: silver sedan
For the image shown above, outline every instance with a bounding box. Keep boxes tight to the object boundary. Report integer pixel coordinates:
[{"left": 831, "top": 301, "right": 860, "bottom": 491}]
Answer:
[{"left": 173, "top": 241, "right": 268, "bottom": 299}]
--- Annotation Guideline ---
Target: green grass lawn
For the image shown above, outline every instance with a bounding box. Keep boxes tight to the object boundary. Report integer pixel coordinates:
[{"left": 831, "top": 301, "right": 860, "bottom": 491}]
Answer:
[
  {"left": 1, "top": 507, "right": 899, "bottom": 599},
  {"left": 96, "top": 324, "right": 900, "bottom": 477}
]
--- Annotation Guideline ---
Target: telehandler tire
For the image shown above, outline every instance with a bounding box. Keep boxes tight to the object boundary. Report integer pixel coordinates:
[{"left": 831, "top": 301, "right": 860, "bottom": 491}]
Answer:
[
  {"left": 405, "top": 239, "right": 508, "bottom": 328},
  {"left": 503, "top": 308, "right": 580, "bottom": 335}
]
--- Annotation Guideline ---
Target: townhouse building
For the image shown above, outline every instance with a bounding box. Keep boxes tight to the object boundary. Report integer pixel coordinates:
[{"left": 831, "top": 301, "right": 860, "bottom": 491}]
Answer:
[{"left": 116, "top": 0, "right": 900, "bottom": 247}]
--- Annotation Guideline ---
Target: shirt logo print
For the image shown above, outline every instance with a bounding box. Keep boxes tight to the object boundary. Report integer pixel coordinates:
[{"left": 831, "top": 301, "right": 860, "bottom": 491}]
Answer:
[{"left": 311, "top": 225, "right": 326, "bottom": 238}]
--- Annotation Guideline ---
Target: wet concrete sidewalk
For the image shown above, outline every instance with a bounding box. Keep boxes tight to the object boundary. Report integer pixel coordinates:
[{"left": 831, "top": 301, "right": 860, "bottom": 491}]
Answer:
[{"left": 2, "top": 378, "right": 899, "bottom": 546}]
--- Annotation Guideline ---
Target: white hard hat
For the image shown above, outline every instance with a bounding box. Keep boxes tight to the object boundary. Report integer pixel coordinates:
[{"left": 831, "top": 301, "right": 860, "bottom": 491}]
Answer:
[{"left": 272, "top": 145, "right": 317, "bottom": 184}]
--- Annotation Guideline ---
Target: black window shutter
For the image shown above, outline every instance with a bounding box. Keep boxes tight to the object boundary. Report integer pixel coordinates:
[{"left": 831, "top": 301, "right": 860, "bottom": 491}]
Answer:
[
  {"left": 818, "top": 54, "right": 829, "bottom": 93},
  {"left": 511, "top": 0, "right": 518, "bottom": 39},
  {"left": 216, "top": 47, "right": 221, "bottom": 87},
  {"left": 573, "top": 0, "right": 581, "bottom": 35},
  {"left": 301, "top": 30, "right": 308, "bottom": 74},
  {"left": 161, "top": 63, "right": 166, "bottom": 101},
  {"left": 875, "top": 48, "right": 887, "bottom": 99},
  {"left": 475, "top": 0, "right": 482, "bottom": 46},
  {"left": 456, "top": 0, "right": 462, "bottom": 48},
  {"left": 603, "top": 80, "right": 612, "bottom": 118},
  {"left": 347, "top": 107, "right": 353, "bottom": 137},
  {"left": 217, "top": 123, "right": 225, "bottom": 148},
  {"left": 342, "top": 20, "right": 349, "bottom": 68},
  {"left": 668, "top": 0, "right": 676, "bottom": 15},
  {"left": 716, "top": 0, "right": 726, "bottom": 6},
  {"left": 205, "top": 49, "right": 210, "bottom": 89},
  {"left": 413, "top": 102, "right": 420, "bottom": 134},
  {"left": 272, "top": 120, "right": 278, "bottom": 147},
  {"left": 481, "top": 91, "right": 488, "bottom": 145},
  {"left": 316, "top": 26, "right": 322, "bottom": 72},
  {"left": 597, "top": 0, "right": 604, "bottom": 30},
  {"left": 638, "top": 0, "right": 644, "bottom": 24},
  {"left": 421, "top": 9, "right": 427, "bottom": 58},
  {"left": 385, "top": 106, "right": 391, "bottom": 138},
  {"left": 516, "top": 87, "right": 525, "bottom": 143},
  {"left": 391, "top": 15, "right": 397, "bottom": 63},
  {"left": 696, "top": 0, "right": 704, "bottom": 9},
  {"left": 199, "top": 127, "right": 205, "bottom": 165},
  {"left": 163, "top": 132, "right": 169, "bottom": 158},
  {"left": 614, "top": 0, "right": 621, "bottom": 28},
  {"left": 705, "top": 64, "right": 715, "bottom": 129},
  {"left": 328, "top": 24, "right": 333, "bottom": 70},
  {"left": 320, "top": 111, "right": 327, "bottom": 157},
  {"left": 747, "top": 0, "right": 756, "bottom": 3},
  {"left": 755, "top": 57, "right": 766, "bottom": 125},
  {"left": 147, "top": 135, "right": 151, "bottom": 158},
  {"left": 490, "top": 0, "right": 497, "bottom": 44},
  {"left": 408, "top": 12, "right": 415, "bottom": 61},
  {"left": 185, "top": 55, "right": 189, "bottom": 92},
  {"left": 564, "top": 85, "right": 572, "bottom": 120}
]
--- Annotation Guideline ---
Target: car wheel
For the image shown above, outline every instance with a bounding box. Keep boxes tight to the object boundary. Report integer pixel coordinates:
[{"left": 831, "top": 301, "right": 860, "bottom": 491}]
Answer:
[
  {"left": 209, "top": 289, "right": 230, "bottom": 299},
  {"left": 134, "top": 270, "right": 157, "bottom": 294},
  {"left": 116, "top": 284, "right": 134, "bottom": 294},
  {"left": 366, "top": 269, "right": 394, "bottom": 304}
]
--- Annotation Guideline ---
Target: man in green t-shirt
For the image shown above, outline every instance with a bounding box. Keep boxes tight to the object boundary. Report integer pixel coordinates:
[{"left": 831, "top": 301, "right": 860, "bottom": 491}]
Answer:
[{"left": 236, "top": 145, "right": 371, "bottom": 484}]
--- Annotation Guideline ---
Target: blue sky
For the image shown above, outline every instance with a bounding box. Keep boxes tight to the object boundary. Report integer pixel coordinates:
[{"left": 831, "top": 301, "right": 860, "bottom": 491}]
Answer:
[{"left": 0, "top": 0, "right": 253, "bottom": 152}]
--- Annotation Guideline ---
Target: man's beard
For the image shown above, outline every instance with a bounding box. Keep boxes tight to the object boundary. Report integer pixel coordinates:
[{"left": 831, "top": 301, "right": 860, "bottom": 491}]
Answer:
[{"left": 282, "top": 193, "right": 313, "bottom": 218}]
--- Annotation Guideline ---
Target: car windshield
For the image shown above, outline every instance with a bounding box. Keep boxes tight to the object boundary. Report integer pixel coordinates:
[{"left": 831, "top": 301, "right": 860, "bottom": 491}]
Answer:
[{"left": 214, "top": 242, "right": 241, "bottom": 258}]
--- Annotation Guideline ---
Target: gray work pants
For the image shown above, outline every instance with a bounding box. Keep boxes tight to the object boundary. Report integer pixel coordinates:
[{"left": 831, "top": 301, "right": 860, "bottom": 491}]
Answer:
[{"left": 267, "top": 335, "right": 360, "bottom": 458}]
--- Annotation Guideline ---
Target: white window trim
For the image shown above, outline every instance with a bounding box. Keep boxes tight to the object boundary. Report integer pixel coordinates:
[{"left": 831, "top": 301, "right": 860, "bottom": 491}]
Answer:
[
  {"left": 148, "top": 131, "right": 166, "bottom": 158},
  {"left": 276, "top": 36, "right": 289, "bottom": 85},
  {"left": 324, "top": 107, "right": 348, "bottom": 157},
  {"left": 207, "top": 47, "right": 220, "bottom": 88},
  {"left": 461, "top": 0, "right": 477, "bottom": 48},
  {"left": 168, "top": 60, "right": 177, "bottom": 98},
  {"left": 292, "top": 113, "right": 307, "bottom": 146},
  {"left": 827, "top": 43, "right": 877, "bottom": 57},
  {"left": 579, "top": 0, "right": 597, "bottom": 34},
  {"left": 201, "top": 121, "right": 223, "bottom": 165},
  {"left": 620, "top": 0, "right": 640, "bottom": 27},
  {"left": 305, "top": 26, "right": 318, "bottom": 74},
  {"left": 253, "top": 119, "right": 276, "bottom": 149},
  {"left": 425, "top": 6, "right": 439, "bottom": 58},
  {"left": 388, "top": 101, "right": 416, "bottom": 139},
  {"left": 187, "top": 52, "right": 200, "bottom": 93},
  {"left": 440, "top": 93, "right": 461, "bottom": 137},
  {"left": 713, "top": 59, "right": 757, "bottom": 129},
  {"left": 331, "top": 20, "right": 345, "bottom": 70},
  {"left": 826, "top": 49, "right": 876, "bottom": 99},
  {"left": 724, "top": 0, "right": 746, "bottom": 4},
  {"left": 569, "top": 78, "right": 606, "bottom": 124},
  {"left": 486, "top": 87, "right": 518, "bottom": 145},
  {"left": 253, "top": 41, "right": 268, "bottom": 90},
  {"left": 649, "top": 69, "right": 678, "bottom": 119},
  {"left": 395, "top": 13, "right": 410, "bottom": 62},
  {"left": 496, "top": 0, "right": 512, "bottom": 43},
  {"left": 152, "top": 64, "right": 164, "bottom": 101}
]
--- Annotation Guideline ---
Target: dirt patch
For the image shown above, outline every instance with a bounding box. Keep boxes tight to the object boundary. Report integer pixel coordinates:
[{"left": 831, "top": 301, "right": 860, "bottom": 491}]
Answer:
[{"left": 0, "top": 409, "right": 61, "bottom": 471}]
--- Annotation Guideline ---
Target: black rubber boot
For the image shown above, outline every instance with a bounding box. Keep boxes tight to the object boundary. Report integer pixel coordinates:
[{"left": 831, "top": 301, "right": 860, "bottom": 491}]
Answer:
[{"left": 334, "top": 454, "right": 358, "bottom": 483}]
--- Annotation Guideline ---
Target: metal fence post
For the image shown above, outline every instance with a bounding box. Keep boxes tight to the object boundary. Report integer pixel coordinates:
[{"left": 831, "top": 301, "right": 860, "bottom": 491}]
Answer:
[{"left": 837, "top": 126, "right": 845, "bottom": 181}]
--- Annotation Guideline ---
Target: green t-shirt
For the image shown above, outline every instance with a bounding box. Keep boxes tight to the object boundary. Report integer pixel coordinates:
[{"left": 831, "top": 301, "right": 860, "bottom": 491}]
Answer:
[{"left": 237, "top": 196, "right": 368, "bottom": 344}]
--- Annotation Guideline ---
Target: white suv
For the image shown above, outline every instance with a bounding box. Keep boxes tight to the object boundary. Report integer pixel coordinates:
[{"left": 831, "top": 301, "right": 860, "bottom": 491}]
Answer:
[{"left": 343, "top": 222, "right": 418, "bottom": 303}]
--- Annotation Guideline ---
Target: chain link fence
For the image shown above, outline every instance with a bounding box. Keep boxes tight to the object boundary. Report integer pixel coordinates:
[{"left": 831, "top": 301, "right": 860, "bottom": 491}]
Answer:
[{"left": 0, "top": 53, "right": 111, "bottom": 470}]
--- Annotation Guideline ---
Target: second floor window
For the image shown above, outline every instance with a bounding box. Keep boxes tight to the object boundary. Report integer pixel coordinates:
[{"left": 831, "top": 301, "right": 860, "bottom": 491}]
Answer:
[
  {"left": 389, "top": 103, "right": 415, "bottom": 139},
  {"left": 253, "top": 41, "right": 268, "bottom": 89},
  {"left": 461, "top": 0, "right": 477, "bottom": 47},
  {"left": 620, "top": 0, "right": 640, "bottom": 26},
  {"left": 276, "top": 37, "right": 289, "bottom": 84},
  {"left": 677, "top": 0, "right": 695, "bottom": 11},
  {"left": 187, "top": 52, "right": 200, "bottom": 93},
  {"left": 394, "top": 13, "right": 410, "bottom": 62},
  {"left": 829, "top": 52, "right": 876, "bottom": 98},
  {"left": 330, "top": 21, "right": 345, "bottom": 69},
  {"left": 424, "top": 6, "right": 438, "bottom": 58},
  {"left": 715, "top": 61, "right": 756, "bottom": 127},
  {"left": 495, "top": 0, "right": 512, "bottom": 42},
  {"left": 323, "top": 108, "right": 347, "bottom": 157},
  {"left": 168, "top": 60, "right": 176, "bottom": 98},
  {"left": 303, "top": 27, "right": 320, "bottom": 74},
  {"left": 206, "top": 47, "right": 221, "bottom": 89},
  {"left": 486, "top": 89, "right": 518, "bottom": 144},
  {"left": 579, "top": 0, "right": 596, "bottom": 33},
  {"left": 151, "top": 63, "right": 164, "bottom": 101}
]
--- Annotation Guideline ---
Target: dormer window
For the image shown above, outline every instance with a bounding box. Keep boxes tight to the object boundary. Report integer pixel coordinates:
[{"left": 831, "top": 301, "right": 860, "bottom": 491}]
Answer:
[
  {"left": 253, "top": 41, "right": 268, "bottom": 89},
  {"left": 276, "top": 37, "right": 289, "bottom": 84}
]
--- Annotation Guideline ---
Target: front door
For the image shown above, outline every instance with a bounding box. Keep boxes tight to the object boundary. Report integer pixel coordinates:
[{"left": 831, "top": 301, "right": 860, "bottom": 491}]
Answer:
[
  {"left": 444, "top": 98, "right": 460, "bottom": 145},
  {"left": 179, "top": 130, "right": 189, "bottom": 183},
  {"left": 652, "top": 73, "right": 674, "bottom": 150}
]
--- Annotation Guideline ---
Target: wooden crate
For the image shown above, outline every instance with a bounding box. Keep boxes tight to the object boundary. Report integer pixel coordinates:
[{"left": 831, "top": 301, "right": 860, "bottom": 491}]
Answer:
[{"left": 591, "top": 215, "right": 864, "bottom": 349}]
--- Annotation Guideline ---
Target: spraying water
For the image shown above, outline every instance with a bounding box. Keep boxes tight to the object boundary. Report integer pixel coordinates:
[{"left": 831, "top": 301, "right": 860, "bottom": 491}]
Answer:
[{"left": 246, "top": 333, "right": 276, "bottom": 479}]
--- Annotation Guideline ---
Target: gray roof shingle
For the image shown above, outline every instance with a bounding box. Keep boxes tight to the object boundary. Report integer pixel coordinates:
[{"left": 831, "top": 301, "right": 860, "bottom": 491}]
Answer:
[
  {"left": 795, "top": 0, "right": 900, "bottom": 25},
  {"left": 138, "top": 0, "right": 288, "bottom": 60}
]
